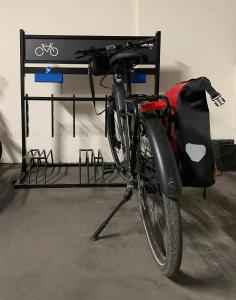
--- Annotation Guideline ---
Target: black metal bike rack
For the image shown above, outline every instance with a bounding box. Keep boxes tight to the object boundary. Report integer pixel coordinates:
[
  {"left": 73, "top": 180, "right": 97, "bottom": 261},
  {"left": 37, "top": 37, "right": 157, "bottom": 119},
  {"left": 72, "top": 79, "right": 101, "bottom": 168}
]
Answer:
[{"left": 14, "top": 29, "right": 161, "bottom": 189}]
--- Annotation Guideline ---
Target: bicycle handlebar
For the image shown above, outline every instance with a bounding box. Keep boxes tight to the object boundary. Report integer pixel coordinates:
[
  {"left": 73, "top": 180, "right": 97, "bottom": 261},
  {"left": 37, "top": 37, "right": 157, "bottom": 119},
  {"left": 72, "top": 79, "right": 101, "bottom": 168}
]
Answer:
[
  {"left": 75, "top": 37, "right": 156, "bottom": 59},
  {"left": 127, "top": 37, "right": 155, "bottom": 47}
]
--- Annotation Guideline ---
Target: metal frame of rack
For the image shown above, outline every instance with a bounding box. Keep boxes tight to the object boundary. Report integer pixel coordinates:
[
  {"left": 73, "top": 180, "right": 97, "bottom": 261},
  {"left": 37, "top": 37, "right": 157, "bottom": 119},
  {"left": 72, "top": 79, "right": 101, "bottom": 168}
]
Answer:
[{"left": 14, "top": 29, "right": 161, "bottom": 188}]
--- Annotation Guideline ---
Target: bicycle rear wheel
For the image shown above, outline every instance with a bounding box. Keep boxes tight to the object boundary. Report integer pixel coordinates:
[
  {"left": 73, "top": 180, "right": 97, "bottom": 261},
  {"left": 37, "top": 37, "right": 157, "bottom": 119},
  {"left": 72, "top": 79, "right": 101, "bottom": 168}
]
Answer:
[{"left": 137, "top": 131, "right": 182, "bottom": 279}]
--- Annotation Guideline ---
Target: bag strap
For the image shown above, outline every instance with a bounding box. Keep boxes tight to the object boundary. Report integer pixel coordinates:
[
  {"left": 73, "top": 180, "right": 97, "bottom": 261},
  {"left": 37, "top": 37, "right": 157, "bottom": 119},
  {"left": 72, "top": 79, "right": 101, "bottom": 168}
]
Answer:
[
  {"left": 199, "top": 77, "right": 225, "bottom": 107},
  {"left": 88, "top": 62, "right": 96, "bottom": 111},
  {"left": 88, "top": 62, "right": 106, "bottom": 115}
]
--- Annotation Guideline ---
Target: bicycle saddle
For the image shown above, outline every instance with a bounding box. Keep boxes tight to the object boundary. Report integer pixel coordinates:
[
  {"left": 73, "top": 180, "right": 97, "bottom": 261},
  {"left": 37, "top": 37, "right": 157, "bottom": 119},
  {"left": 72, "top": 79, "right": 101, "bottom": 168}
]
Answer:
[{"left": 109, "top": 49, "right": 148, "bottom": 66}]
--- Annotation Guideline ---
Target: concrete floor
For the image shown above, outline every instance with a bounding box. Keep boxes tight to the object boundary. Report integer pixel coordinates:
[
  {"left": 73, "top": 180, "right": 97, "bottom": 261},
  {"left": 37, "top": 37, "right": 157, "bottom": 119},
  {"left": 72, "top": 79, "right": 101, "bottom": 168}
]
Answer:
[{"left": 0, "top": 164, "right": 236, "bottom": 300}]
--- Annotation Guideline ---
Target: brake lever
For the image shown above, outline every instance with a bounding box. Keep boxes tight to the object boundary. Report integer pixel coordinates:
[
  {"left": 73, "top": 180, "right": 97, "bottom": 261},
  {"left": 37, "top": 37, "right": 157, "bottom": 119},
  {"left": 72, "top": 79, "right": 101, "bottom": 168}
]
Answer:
[
  {"left": 140, "top": 43, "right": 154, "bottom": 49},
  {"left": 106, "top": 44, "right": 116, "bottom": 51},
  {"left": 131, "top": 37, "right": 155, "bottom": 47}
]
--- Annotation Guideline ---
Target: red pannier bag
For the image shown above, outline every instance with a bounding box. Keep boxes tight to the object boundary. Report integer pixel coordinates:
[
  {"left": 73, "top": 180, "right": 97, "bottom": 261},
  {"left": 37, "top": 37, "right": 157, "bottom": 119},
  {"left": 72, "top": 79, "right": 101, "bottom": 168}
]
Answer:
[{"left": 164, "top": 77, "right": 224, "bottom": 188}]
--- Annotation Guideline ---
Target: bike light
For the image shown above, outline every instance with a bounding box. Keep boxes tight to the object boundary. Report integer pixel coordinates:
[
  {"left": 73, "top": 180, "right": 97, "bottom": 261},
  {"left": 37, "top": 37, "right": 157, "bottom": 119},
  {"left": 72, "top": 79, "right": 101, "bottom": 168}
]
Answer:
[{"left": 138, "top": 100, "right": 166, "bottom": 112}]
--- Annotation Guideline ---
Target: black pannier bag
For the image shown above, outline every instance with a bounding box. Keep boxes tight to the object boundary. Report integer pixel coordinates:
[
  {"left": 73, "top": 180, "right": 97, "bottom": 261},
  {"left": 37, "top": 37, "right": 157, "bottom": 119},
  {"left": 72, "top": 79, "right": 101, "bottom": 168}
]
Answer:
[{"left": 164, "top": 77, "right": 224, "bottom": 188}]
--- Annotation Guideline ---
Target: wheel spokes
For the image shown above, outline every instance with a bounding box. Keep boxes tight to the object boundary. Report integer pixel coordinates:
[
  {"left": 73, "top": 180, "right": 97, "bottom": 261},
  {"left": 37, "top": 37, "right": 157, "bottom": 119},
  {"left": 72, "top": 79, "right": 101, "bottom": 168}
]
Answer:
[
  {"left": 146, "top": 195, "right": 167, "bottom": 256},
  {"left": 138, "top": 134, "right": 168, "bottom": 261}
]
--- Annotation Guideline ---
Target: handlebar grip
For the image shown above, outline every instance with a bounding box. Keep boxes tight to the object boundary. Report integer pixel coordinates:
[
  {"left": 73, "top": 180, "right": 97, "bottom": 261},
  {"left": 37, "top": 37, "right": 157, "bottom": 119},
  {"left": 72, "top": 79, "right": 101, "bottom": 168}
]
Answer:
[{"left": 131, "top": 37, "right": 156, "bottom": 47}]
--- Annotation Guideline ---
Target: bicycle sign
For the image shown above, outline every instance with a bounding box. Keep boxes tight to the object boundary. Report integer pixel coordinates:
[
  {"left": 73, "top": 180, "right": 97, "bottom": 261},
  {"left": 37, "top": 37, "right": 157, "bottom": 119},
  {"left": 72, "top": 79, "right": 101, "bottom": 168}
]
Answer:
[{"left": 34, "top": 43, "right": 59, "bottom": 57}]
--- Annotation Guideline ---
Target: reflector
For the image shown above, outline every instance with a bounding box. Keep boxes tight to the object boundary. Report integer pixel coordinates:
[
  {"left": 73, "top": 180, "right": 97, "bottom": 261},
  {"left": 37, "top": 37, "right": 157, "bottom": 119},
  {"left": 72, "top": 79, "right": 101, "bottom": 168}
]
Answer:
[{"left": 138, "top": 100, "right": 166, "bottom": 112}]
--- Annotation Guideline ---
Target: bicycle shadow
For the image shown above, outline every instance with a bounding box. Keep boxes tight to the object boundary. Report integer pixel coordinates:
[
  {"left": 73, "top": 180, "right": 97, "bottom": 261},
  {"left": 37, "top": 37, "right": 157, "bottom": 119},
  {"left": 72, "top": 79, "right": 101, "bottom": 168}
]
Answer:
[
  {"left": 177, "top": 184, "right": 236, "bottom": 293},
  {"left": 0, "top": 179, "right": 16, "bottom": 213},
  {"left": 54, "top": 76, "right": 111, "bottom": 160},
  {"left": 173, "top": 270, "right": 230, "bottom": 290},
  {"left": 0, "top": 75, "right": 21, "bottom": 162},
  {"left": 0, "top": 164, "right": 30, "bottom": 214},
  {"left": 60, "top": 74, "right": 107, "bottom": 137}
]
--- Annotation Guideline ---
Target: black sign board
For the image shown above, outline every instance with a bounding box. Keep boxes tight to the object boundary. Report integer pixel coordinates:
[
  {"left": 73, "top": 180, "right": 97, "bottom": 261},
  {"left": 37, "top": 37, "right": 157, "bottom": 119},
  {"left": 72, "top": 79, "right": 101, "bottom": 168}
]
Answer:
[{"left": 25, "top": 35, "right": 157, "bottom": 64}]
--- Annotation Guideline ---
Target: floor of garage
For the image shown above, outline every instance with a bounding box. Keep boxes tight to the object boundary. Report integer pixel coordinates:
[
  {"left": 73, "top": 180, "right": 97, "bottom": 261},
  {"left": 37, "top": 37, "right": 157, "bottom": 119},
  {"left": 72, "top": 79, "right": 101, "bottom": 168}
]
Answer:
[{"left": 0, "top": 164, "right": 236, "bottom": 300}]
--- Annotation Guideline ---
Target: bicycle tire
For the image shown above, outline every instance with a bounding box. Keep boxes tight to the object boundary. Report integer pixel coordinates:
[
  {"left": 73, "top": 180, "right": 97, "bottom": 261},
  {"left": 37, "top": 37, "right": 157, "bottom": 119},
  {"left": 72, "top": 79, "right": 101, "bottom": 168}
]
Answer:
[
  {"left": 106, "top": 102, "right": 126, "bottom": 177},
  {"left": 137, "top": 131, "right": 182, "bottom": 279}
]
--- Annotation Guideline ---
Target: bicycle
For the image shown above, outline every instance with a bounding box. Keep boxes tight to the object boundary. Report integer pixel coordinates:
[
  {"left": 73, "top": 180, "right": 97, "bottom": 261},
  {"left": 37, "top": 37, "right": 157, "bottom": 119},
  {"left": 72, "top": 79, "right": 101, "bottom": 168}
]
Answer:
[
  {"left": 35, "top": 43, "right": 59, "bottom": 57},
  {"left": 76, "top": 37, "right": 183, "bottom": 279}
]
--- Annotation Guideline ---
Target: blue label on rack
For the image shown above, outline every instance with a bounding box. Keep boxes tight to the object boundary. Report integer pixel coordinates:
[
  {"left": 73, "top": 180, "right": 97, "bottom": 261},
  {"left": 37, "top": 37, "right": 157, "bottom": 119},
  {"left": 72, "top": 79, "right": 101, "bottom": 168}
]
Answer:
[
  {"left": 35, "top": 73, "right": 63, "bottom": 83},
  {"left": 123, "top": 73, "right": 146, "bottom": 83}
]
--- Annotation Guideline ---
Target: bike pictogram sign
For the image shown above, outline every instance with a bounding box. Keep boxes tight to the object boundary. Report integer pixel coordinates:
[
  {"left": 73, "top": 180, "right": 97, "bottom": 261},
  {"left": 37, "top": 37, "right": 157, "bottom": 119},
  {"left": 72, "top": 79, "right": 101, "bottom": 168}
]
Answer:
[{"left": 35, "top": 43, "right": 59, "bottom": 57}]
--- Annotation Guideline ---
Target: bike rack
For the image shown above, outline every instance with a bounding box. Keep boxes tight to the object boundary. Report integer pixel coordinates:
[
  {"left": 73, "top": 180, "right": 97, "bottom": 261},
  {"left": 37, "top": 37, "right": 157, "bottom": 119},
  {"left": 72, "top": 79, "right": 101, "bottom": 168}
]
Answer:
[{"left": 14, "top": 29, "right": 161, "bottom": 189}]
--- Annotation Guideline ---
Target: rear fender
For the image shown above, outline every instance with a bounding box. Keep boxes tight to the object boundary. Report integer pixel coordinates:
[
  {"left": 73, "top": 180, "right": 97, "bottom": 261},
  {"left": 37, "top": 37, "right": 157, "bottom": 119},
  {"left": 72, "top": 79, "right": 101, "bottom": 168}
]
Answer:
[{"left": 140, "top": 111, "right": 182, "bottom": 198}]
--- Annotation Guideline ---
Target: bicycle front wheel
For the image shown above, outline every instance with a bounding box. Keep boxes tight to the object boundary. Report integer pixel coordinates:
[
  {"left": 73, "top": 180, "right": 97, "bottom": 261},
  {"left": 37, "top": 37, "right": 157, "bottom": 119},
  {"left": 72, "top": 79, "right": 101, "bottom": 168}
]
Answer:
[
  {"left": 137, "top": 132, "right": 182, "bottom": 279},
  {"left": 106, "top": 102, "right": 126, "bottom": 177}
]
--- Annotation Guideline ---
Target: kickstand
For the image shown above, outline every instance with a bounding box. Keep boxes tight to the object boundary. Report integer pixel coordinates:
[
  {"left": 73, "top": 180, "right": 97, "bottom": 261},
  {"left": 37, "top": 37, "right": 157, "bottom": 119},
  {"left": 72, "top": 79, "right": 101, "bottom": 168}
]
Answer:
[{"left": 90, "top": 187, "right": 133, "bottom": 241}]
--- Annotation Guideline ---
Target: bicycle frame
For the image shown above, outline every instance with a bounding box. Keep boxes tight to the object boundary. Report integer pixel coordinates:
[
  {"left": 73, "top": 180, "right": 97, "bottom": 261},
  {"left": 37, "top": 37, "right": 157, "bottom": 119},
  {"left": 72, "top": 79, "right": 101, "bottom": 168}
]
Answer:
[{"left": 112, "top": 76, "right": 139, "bottom": 178}]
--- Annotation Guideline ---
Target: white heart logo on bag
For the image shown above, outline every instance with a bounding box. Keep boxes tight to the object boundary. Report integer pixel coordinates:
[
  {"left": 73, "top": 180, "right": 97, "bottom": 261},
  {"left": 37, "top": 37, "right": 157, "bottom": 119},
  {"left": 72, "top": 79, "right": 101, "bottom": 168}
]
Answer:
[{"left": 185, "top": 143, "right": 206, "bottom": 162}]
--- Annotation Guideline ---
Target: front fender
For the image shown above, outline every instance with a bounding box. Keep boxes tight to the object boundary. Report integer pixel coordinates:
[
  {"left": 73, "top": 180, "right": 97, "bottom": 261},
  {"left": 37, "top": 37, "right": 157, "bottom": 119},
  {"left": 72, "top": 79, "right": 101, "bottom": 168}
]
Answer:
[{"left": 140, "top": 111, "right": 182, "bottom": 199}]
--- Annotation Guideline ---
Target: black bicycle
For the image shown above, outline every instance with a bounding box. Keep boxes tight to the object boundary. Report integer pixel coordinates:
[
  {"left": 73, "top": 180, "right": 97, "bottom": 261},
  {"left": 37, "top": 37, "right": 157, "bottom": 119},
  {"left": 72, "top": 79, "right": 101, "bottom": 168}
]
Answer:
[{"left": 76, "top": 37, "right": 183, "bottom": 279}]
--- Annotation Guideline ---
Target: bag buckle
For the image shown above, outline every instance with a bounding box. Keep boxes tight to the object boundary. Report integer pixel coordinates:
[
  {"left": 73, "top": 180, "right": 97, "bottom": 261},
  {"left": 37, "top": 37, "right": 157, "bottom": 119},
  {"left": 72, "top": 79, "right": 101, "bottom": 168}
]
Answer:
[{"left": 211, "top": 94, "right": 225, "bottom": 107}]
